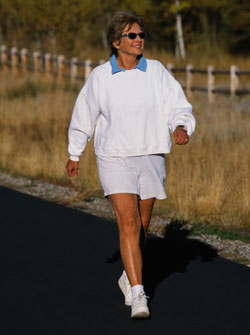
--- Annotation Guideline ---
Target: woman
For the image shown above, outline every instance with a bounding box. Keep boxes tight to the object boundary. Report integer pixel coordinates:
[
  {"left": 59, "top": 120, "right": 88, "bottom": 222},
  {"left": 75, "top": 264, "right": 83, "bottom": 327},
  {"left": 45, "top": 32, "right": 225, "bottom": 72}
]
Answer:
[{"left": 66, "top": 11, "right": 195, "bottom": 319}]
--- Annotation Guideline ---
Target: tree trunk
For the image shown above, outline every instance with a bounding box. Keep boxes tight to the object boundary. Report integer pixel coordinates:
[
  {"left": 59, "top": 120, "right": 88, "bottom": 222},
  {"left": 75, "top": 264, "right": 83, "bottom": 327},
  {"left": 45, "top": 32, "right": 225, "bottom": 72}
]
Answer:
[
  {"left": 175, "top": 0, "right": 185, "bottom": 60},
  {"left": 0, "top": 25, "right": 3, "bottom": 45},
  {"left": 48, "top": 29, "right": 57, "bottom": 56},
  {"left": 101, "top": 29, "right": 108, "bottom": 51}
]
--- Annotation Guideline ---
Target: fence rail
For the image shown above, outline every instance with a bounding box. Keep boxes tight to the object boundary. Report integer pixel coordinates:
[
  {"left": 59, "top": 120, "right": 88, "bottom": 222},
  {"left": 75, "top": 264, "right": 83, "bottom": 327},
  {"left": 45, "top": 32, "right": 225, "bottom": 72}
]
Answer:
[{"left": 1, "top": 45, "right": 250, "bottom": 102}]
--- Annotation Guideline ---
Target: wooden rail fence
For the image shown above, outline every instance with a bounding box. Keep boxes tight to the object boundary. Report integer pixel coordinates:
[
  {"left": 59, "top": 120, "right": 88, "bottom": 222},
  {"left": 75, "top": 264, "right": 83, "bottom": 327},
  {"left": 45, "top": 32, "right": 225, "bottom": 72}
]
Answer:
[{"left": 1, "top": 45, "right": 250, "bottom": 102}]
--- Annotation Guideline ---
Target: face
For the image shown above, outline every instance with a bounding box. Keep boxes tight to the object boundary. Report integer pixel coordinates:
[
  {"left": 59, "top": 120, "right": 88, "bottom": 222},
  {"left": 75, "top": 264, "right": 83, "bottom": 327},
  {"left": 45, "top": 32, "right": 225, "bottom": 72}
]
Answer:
[{"left": 113, "top": 23, "right": 144, "bottom": 57}]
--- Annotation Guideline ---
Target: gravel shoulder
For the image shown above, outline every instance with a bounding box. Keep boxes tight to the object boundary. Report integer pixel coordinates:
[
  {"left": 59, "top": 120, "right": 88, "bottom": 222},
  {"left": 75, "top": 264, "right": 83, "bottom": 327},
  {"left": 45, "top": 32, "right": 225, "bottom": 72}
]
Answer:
[{"left": 1, "top": 171, "right": 250, "bottom": 267}]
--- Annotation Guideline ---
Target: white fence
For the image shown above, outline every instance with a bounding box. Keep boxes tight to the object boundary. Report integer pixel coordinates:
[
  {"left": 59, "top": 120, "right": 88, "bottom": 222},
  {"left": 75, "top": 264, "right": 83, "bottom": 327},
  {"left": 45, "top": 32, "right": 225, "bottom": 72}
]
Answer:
[{"left": 1, "top": 45, "right": 250, "bottom": 102}]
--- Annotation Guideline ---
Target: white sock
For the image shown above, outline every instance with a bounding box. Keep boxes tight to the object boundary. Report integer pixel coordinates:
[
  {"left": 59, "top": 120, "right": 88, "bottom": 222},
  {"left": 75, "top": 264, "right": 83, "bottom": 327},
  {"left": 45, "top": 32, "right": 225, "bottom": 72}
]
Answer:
[
  {"left": 123, "top": 270, "right": 129, "bottom": 283},
  {"left": 131, "top": 284, "right": 144, "bottom": 299}
]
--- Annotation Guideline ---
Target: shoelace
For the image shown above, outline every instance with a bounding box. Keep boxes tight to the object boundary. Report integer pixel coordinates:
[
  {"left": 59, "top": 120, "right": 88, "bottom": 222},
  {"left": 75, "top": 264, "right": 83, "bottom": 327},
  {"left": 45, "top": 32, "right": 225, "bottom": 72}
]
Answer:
[{"left": 135, "top": 291, "right": 150, "bottom": 302}]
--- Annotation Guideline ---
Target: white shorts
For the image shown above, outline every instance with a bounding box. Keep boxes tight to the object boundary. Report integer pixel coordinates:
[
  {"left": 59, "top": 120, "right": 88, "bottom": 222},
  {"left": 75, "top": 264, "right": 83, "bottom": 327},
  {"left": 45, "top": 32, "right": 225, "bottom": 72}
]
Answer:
[{"left": 97, "top": 154, "right": 167, "bottom": 200}]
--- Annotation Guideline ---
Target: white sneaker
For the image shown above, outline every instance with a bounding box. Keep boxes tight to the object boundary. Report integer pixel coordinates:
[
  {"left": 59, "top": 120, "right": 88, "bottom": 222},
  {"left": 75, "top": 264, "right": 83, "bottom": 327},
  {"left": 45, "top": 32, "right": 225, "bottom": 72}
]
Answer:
[
  {"left": 118, "top": 271, "right": 132, "bottom": 306},
  {"left": 131, "top": 291, "right": 150, "bottom": 319}
]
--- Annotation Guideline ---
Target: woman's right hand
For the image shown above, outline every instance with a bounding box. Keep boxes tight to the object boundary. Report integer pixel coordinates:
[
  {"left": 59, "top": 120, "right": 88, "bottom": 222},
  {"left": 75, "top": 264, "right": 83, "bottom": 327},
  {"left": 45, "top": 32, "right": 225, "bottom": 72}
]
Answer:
[{"left": 66, "top": 159, "right": 79, "bottom": 177}]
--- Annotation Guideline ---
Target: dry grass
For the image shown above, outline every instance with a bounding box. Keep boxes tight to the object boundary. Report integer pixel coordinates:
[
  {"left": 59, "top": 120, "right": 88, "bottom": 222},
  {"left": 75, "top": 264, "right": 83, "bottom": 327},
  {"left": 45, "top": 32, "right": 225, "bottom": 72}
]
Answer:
[
  {"left": 78, "top": 46, "right": 250, "bottom": 70},
  {"left": 0, "top": 72, "right": 101, "bottom": 193},
  {"left": 1, "top": 70, "right": 250, "bottom": 231},
  {"left": 156, "top": 93, "right": 250, "bottom": 230},
  {"left": 82, "top": 47, "right": 250, "bottom": 93}
]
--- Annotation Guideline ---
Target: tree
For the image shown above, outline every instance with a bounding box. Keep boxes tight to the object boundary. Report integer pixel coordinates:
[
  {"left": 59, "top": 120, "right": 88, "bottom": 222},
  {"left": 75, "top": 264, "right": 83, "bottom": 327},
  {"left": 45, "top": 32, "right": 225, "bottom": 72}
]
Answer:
[
  {"left": 0, "top": 0, "right": 249, "bottom": 57},
  {"left": 223, "top": 0, "right": 250, "bottom": 53}
]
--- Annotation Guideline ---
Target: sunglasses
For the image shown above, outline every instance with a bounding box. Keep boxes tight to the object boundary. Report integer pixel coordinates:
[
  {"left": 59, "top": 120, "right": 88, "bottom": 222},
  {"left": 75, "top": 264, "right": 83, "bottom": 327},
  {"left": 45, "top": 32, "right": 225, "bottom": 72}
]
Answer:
[{"left": 120, "top": 32, "right": 146, "bottom": 40}]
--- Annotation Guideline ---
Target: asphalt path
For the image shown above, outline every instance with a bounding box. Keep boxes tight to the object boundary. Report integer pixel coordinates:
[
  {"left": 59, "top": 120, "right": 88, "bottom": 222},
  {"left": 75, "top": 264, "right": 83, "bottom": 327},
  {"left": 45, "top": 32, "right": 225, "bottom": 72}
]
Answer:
[{"left": 1, "top": 185, "right": 250, "bottom": 335}]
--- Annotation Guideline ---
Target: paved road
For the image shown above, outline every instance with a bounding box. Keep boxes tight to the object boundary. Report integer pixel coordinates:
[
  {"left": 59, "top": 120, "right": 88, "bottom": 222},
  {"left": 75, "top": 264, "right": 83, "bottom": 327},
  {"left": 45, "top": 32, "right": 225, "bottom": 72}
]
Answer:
[{"left": 1, "top": 185, "right": 250, "bottom": 334}]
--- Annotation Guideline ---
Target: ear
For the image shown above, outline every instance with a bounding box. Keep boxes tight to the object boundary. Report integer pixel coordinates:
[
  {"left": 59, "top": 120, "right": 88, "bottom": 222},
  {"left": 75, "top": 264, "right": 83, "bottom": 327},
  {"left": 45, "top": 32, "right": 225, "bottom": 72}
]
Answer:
[{"left": 112, "top": 40, "right": 120, "bottom": 50}]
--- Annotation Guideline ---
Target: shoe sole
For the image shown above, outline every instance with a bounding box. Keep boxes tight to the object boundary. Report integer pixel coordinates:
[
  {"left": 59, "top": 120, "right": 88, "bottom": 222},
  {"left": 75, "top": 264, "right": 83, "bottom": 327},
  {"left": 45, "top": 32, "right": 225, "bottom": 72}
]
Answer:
[
  {"left": 131, "top": 308, "right": 150, "bottom": 319},
  {"left": 118, "top": 277, "right": 132, "bottom": 306}
]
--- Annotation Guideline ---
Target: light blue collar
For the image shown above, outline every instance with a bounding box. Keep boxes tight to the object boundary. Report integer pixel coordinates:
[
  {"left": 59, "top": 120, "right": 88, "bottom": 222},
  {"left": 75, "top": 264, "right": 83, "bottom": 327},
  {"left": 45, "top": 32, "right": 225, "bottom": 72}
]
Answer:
[{"left": 110, "top": 54, "right": 147, "bottom": 75}]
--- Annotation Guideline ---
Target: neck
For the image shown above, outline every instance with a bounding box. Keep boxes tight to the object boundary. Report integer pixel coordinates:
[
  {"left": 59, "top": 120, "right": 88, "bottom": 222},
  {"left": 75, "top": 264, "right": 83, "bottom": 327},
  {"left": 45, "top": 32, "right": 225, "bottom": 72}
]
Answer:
[{"left": 116, "top": 53, "right": 139, "bottom": 70}]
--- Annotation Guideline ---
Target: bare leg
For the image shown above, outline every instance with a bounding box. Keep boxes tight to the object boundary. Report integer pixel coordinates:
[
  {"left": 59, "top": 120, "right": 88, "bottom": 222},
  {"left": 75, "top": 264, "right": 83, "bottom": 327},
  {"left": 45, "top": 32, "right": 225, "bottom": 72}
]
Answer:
[
  {"left": 139, "top": 198, "right": 155, "bottom": 243},
  {"left": 109, "top": 193, "right": 142, "bottom": 286},
  {"left": 109, "top": 194, "right": 155, "bottom": 287}
]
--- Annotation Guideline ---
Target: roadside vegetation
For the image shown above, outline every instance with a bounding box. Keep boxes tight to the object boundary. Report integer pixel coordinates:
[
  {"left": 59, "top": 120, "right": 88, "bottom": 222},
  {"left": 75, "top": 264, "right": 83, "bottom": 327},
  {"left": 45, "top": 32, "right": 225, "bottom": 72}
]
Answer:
[
  {"left": 1, "top": 69, "right": 250, "bottom": 235},
  {"left": 1, "top": 1, "right": 249, "bottom": 58}
]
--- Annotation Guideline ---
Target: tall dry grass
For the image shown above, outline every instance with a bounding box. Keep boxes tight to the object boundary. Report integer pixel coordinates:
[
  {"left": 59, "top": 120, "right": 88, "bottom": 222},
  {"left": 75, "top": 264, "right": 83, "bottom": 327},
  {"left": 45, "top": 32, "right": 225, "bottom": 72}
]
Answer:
[
  {"left": 0, "top": 70, "right": 250, "bottom": 231},
  {"left": 0, "top": 72, "right": 101, "bottom": 194},
  {"left": 80, "top": 45, "right": 250, "bottom": 70},
  {"left": 159, "top": 94, "right": 250, "bottom": 230}
]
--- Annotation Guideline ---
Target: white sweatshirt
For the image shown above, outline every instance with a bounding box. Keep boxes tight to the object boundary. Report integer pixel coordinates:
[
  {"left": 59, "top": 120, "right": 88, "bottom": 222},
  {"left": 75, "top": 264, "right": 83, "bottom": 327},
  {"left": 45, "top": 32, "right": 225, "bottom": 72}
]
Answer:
[{"left": 68, "top": 58, "right": 195, "bottom": 161}]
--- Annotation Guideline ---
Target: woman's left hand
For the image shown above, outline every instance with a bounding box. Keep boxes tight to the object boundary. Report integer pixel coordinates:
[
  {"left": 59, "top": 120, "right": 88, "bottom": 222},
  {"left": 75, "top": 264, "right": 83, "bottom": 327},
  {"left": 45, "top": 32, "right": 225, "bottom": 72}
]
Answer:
[{"left": 174, "top": 126, "right": 189, "bottom": 145}]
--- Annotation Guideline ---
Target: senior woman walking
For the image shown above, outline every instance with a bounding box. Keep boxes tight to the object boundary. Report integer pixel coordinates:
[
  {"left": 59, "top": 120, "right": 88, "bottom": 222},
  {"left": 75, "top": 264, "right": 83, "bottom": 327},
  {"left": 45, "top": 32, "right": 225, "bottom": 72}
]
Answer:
[{"left": 66, "top": 11, "right": 195, "bottom": 319}]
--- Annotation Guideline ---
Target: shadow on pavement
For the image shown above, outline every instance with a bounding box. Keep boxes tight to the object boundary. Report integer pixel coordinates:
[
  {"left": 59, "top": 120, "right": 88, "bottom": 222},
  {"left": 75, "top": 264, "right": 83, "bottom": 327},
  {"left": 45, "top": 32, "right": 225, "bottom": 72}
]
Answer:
[
  {"left": 143, "top": 221, "right": 217, "bottom": 299},
  {"left": 106, "top": 220, "right": 217, "bottom": 300},
  {"left": 1, "top": 185, "right": 250, "bottom": 335}
]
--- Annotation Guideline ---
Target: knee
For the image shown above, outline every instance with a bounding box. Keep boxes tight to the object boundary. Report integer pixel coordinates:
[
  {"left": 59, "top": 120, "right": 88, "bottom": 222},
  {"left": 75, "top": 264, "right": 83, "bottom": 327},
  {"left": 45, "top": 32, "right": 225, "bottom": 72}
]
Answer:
[{"left": 118, "top": 215, "right": 141, "bottom": 237}]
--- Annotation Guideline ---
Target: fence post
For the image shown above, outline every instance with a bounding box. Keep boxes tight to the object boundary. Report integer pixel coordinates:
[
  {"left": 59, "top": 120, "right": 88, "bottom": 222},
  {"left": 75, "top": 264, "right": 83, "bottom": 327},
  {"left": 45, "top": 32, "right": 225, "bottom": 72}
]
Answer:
[
  {"left": 230, "top": 65, "right": 239, "bottom": 95},
  {"left": 70, "top": 57, "right": 78, "bottom": 83},
  {"left": 85, "top": 59, "right": 92, "bottom": 82},
  {"left": 33, "top": 51, "right": 41, "bottom": 74},
  {"left": 186, "top": 64, "right": 193, "bottom": 99},
  {"left": 0, "top": 45, "right": 8, "bottom": 71},
  {"left": 11, "top": 47, "right": 19, "bottom": 75},
  {"left": 167, "top": 63, "right": 174, "bottom": 75},
  {"left": 57, "top": 54, "right": 65, "bottom": 83},
  {"left": 21, "top": 48, "right": 29, "bottom": 72},
  {"left": 207, "top": 65, "right": 215, "bottom": 103},
  {"left": 45, "top": 53, "right": 52, "bottom": 78}
]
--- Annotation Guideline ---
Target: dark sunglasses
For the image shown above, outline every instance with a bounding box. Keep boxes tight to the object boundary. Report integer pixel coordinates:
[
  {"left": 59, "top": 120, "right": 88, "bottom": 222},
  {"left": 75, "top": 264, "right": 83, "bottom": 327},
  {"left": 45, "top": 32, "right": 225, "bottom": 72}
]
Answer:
[{"left": 120, "top": 32, "right": 146, "bottom": 40}]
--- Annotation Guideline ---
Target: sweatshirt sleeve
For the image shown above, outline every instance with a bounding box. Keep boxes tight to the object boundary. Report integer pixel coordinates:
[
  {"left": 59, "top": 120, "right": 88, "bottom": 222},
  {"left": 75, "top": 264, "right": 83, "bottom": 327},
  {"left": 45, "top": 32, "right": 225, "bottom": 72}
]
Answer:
[
  {"left": 68, "top": 70, "right": 101, "bottom": 161},
  {"left": 162, "top": 65, "right": 195, "bottom": 137}
]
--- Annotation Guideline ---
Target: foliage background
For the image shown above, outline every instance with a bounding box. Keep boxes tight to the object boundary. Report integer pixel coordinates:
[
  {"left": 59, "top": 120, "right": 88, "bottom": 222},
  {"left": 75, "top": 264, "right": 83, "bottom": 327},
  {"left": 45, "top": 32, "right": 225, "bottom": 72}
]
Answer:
[{"left": 0, "top": 0, "right": 250, "bottom": 59}]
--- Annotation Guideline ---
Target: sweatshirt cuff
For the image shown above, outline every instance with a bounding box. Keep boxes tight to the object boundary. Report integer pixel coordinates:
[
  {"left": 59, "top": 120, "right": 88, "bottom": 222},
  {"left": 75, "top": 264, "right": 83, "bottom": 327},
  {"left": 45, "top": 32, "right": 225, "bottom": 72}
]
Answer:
[
  {"left": 69, "top": 155, "right": 80, "bottom": 162},
  {"left": 173, "top": 121, "right": 193, "bottom": 137}
]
